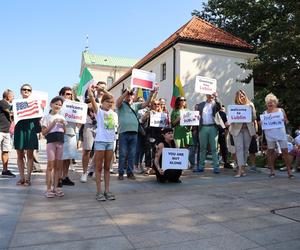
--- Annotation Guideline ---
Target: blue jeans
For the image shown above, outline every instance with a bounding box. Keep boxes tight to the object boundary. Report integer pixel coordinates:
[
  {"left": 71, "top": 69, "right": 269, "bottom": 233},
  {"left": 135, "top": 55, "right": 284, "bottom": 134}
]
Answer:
[{"left": 119, "top": 132, "right": 138, "bottom": 175}]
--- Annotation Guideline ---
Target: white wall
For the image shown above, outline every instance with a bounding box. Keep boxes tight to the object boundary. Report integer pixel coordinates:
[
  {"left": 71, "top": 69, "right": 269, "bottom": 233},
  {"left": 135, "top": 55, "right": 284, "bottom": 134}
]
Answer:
[
  {"left": 109, "top": 43, "right": 255, "bottom": 111},
  {"left": 178, "top": 44, "right": 255, "bottom": 109}
]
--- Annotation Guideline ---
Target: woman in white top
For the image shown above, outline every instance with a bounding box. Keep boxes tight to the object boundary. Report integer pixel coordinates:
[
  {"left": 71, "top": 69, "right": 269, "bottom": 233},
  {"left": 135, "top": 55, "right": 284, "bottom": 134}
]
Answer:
[
  {"left": 88, "top": 86, "right": 117, "bottom": 201},
  {"left": 263, "top": 93, "right": 293, "bottom": 178}
]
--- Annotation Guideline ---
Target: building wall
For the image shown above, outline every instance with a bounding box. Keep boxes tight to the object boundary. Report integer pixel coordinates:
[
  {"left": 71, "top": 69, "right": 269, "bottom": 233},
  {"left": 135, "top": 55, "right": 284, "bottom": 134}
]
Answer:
[
  {"left": 178, "top": 44, "right": 255, "bottom": 109},
  {"left": 110, "top": 43, "right": 255, "bottom": 111}
]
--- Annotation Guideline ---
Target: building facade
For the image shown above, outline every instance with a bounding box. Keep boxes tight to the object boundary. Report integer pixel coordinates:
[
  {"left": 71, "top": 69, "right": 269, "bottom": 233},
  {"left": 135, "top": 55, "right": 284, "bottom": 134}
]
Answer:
[{"left": 108, "top": 17, "right": 256, "bottom": 109}]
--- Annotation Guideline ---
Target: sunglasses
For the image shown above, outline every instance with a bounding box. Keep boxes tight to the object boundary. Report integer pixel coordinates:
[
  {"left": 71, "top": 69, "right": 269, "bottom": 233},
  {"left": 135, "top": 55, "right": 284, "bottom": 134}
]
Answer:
[
  {"left": 180, "top": 99, "right": 186, "bottom": 101},
  {"left": 65, "top": 93, "right": 73, "bottom": 96},
  {"left": 22, "top": 88, "right": 32, "bottom": 92}
]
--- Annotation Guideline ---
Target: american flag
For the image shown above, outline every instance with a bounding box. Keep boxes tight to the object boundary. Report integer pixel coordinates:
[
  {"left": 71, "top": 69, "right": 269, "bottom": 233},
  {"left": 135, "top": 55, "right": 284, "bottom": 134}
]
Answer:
[{"left": 16, "top": 100, "right": 39, "bottom": 118}]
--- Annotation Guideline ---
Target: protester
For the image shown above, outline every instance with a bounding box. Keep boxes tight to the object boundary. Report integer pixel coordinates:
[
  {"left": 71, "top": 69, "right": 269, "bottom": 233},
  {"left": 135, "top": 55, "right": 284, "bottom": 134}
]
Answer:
[
  {"left": 116, "top": 88, "right": 154, "bottom": 180},
  {"left": 0, "top": 89, "right": 15, "bottom": 177},
  {"left": 229, "top": 90, "right": 257, "bottom": 178},
  {"left": 58, "top": 87, "right": 77, "bottom": 186},
  {"left": 171, "top": 97, "right": 194, "bottom": 169},
  {"left": 14, "top": 84, "right": 41, "bottom": 185},
  {"left": 141, "top": 99, "right": 165, "bottom": 174},
  {"left": 153, "top": 128, "right": 182, "bottom": 183},
  {"left": 88, "top": 87, "right": 117, "bottom": 201},
  {"left": 41, "top": 96, "right": 66, "bottom": 198},
  {"left": 80, "top": 98, "right": 96, "bottom": 183},
  {"left": 262, "top": 93, "right": 294, "bottom": 178},
  {"left": 194, "top": 93, "right": 221, "bottom": 173}
]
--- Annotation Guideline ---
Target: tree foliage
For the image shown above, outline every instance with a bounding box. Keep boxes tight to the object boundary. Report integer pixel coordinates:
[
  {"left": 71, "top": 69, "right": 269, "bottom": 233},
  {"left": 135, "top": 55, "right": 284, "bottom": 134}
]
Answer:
[{"left": 193, "top": 0, "right": 300, "bottom": 127}]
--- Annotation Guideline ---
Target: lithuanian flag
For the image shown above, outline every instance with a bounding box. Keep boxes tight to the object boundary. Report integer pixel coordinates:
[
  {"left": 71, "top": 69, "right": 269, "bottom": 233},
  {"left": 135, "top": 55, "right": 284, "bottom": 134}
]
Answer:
[{"left": 170, "top": 76, "right": 185, "bottom": 108}]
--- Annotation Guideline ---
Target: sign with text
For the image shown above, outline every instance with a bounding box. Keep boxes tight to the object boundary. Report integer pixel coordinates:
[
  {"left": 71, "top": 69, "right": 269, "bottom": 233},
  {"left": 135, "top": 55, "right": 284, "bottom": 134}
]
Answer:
[
  {"left": 150, "top": 112, "right": 168, "bottom": 127},
  {"left": 131, "top": 69, "right": 156, "bottom": 90},
  {"left": 162, "top": 148, "right": 189, "bottom": 170},
  {"left": 228, "top": 105, "right": 252, "bottom": 123},
  {"left": 180, "top": 110, "right": 200, "bottom": 126},
  {"left": 194, "top": 76, "right": 217, "bottom": 94},
  {"left": 260, "top": 112, "right": 285, "bottom": 130},
  {"left": 12, "top": 98, "right": 44, "bottom": 124},
  {"left": 61, "top": 100, "right": 88, "bottom": 124}
]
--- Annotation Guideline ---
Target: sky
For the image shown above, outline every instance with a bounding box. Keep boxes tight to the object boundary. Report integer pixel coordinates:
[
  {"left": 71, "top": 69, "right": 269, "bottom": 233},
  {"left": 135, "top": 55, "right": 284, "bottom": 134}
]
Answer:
[{"left": 0, "top": 0, "right": 205, "bottom": 100}]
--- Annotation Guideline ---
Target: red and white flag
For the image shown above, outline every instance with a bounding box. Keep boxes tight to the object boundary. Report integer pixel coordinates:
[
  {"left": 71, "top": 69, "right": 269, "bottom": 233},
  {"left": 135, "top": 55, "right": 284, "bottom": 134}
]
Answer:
[
  {"left": 12, "top": 98, "right": 44, "bottom": 124},
  {"left": 131, "top": 69, "right": 156, "bottom": 90}
]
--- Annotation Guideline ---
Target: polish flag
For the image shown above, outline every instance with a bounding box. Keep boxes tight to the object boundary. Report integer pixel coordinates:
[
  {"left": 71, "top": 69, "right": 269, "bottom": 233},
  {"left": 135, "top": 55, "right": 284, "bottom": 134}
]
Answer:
[{"left": 131, "top": 69, "right": 156, "bottom": 90}]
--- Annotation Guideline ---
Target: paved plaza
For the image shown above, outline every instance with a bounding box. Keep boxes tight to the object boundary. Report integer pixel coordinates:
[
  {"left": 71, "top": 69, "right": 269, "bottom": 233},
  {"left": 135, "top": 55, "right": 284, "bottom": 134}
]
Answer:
[{"left": 1, "top": 141, "right": 300, "bottom": 250}]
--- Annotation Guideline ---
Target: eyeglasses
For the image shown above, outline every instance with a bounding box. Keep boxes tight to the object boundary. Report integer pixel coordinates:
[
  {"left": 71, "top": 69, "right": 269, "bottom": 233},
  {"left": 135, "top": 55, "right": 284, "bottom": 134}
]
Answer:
[
  {"left": 153, "top": 103, "right": 160, "bottom": 105},
  {"left": 21, "top": 88, "right": 32, "bottom": 92}
]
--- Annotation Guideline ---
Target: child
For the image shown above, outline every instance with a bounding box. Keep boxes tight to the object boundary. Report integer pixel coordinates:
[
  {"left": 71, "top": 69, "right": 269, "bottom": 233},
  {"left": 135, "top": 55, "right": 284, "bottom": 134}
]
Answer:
[
  {"left": 88, "top": 86, "right": 117, "bottom": 201},
  {"left": 41, "top": 96, "right": 66, "bottom": 198}
]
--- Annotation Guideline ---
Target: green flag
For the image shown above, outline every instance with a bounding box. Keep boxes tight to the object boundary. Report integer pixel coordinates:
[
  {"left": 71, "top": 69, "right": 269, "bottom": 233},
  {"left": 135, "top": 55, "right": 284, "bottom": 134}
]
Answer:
[{"left": 77, "top": 67, "right": 93, "bottom": 96}]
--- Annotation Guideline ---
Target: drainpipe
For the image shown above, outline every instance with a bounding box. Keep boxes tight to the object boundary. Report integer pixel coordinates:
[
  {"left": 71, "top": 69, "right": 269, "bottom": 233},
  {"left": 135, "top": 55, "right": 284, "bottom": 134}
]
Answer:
[{"left": 172, "top": 46, "right": 176, "bottom": 87}]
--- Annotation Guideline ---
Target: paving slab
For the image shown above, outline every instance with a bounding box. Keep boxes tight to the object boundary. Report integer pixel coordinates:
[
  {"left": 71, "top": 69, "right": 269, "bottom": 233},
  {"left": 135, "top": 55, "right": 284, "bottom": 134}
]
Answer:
[{"left": 1, "top": 142, "right": 300, "bottom": 250}]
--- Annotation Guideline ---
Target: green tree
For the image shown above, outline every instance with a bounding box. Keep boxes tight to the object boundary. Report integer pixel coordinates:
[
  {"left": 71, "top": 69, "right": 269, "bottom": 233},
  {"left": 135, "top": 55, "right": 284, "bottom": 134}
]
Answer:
[{"left": 193, "top": 0, "right": 300, "bottom": 128}]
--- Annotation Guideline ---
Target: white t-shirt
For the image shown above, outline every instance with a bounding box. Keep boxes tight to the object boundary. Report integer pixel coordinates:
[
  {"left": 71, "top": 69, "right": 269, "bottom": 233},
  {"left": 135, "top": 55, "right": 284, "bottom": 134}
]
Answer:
[
  {"left": 95, "top": 109, "right": 118, "bottom": 142},
  {"left": 41, "top": 113, "right": 66, "bottom": 134}
]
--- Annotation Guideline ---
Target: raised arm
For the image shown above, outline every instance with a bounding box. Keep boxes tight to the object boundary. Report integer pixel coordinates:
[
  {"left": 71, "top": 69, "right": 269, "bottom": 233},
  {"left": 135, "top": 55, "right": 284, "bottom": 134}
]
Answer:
[
  {"left": 116, "top": 89, "right": 129, "bottom": 109},
  {"left": 141, "top": 90, "right": 155, "bottom": 109},
  {"left": 88, "top": 87, "right": 99, "bottom": 113}
]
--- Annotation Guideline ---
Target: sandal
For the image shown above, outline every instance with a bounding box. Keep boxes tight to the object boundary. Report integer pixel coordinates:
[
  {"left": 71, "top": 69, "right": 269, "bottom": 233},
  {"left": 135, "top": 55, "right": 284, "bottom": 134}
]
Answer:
[
  {"left": 24, "top": 179, "right": 31, "bottom": 186},
  {"left": 53, "top": 189, "right": 64, "bottom": 197},
  {"left": 288, "top": 174, "right": 295, "bottom": 179},
  {"left": 104, "top": 192, "right": 115, "bottom": 201},
  {"left": 16, "top": 179, "right": 25, "bottom": 185},
  {"left": 269, "top": 173, "right": 275, "bottom": 178},
  {"left": 44, "top": 190, "right": 55, "bottom": 198}
]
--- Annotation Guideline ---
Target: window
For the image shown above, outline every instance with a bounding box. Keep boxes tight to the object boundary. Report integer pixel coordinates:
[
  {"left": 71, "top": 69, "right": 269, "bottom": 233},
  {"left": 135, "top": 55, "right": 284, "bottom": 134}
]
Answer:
[
  {"left": 160, "top": 63, "right": 166, "bottom": 81},
  {"left": 107, "top": 76, "right": 114, "bottom": 86}
]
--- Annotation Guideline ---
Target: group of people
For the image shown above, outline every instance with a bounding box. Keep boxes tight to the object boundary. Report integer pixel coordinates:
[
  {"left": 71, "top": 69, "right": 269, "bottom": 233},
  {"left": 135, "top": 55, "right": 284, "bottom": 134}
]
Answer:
[{"left": 0, "top": 81, "right": 299, "bottom": 201}]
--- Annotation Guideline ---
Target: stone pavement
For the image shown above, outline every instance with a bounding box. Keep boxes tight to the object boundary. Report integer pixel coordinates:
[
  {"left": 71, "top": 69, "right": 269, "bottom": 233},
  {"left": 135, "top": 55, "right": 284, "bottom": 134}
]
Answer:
[{"left": 1, "top": 141, "right": 300, "bottom": 250}]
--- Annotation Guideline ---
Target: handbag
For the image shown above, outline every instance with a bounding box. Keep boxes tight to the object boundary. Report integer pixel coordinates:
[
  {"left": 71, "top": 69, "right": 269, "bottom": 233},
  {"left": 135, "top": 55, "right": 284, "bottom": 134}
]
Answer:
[{"left": 125, "top": 102, "right": 146, "bottom": 136}]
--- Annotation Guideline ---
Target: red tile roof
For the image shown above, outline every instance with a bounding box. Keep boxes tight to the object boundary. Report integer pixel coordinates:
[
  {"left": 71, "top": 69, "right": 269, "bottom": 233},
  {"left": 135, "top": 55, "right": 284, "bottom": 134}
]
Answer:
[{"left": 109, "top": 16, "right": 253, "bottom": 90}]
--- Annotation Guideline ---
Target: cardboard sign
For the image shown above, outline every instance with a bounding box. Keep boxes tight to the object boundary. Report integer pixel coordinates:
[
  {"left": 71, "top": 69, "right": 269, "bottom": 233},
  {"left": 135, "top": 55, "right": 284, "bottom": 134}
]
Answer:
[
  {"left": 180, "top": 110, "right": 200, "bottom": 126},
  {"left": 162, "top": 148, "right": 189, "bottom": 170},
  {"left": 150, "top": 112, "right": 168, "bottom": 127},
  {"left": 228, "top": 105, "right": 252, "bottom": 123},
  {"left": 131, "top": 69, "right": 156, "bottom": 90},
  {"left": 260, "top": 112, "right": 285, "bottom": 130},
  {"left": 61, "top": 100, "right": 87, "bottom": 124},
  {"left": 31, "top": 90, "right": 49, "bottom": 110},
  {"left": 12, "top": 98, "right": 44, "bottom": 124},
  {"left": 195, "top": 76, "right": 217, "bottom": 94}
]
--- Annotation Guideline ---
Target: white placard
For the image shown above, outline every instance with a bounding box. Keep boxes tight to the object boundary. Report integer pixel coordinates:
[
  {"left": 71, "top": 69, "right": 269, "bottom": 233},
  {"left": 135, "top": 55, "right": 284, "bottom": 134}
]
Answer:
[
  {"left": 131, "top": 69, "right": 156, "bottom": 90},
  {"left": 61, "top": 100, "right": 88, "bottom": 124},
  {"left": 162, "top": 148, "right": 189, "bottom": 170},
  {"left": 295, "top": 135, "right": 300, "bottom": 145},
  {"left": 12, "top": 98, "right": 44, "bottom": 124},
  {"left": 194, "top": 76, "right": 217, "bottom": 94},
  {"left": 30, "top": 90, "right": 49, "bottom": 110},
  {"left": 150, "top": 112, "right": 168, "bottom": 127},
  {"left": 260, "top": 112, "right": 285, "bottom": 130},
  {"left": 180, "top": 110, "right": 200, "bottom": 126},
  {"left": 228, "top": 105, "right": 252, "bottom": 123}
]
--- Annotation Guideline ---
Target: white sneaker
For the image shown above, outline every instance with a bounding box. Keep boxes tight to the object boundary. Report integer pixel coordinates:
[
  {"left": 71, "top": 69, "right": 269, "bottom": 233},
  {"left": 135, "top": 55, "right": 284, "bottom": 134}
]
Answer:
[{"left": 80, "top": 173, "right": 88, "bottom": 183}]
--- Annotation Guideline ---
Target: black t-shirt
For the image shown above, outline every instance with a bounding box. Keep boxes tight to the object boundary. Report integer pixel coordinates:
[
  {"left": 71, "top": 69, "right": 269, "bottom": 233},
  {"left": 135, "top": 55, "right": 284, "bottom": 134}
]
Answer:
[{"left": 0, "top": 99, "right": 11, "bottom": 133}]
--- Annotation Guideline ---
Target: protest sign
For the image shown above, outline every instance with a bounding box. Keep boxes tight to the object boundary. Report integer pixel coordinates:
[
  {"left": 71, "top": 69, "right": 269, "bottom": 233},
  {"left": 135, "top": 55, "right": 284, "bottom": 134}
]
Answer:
[
  {"left": 12, "top": 98, "right": 44, "bottom": 124},
  {"left": 260, "top": 112, "right": 285, "bottom": 130},
  {"left": 31, "top": 90, "right": 49, "bottom": 110},
  {"left": 150, "top": 112, "right": 168, "bottom": 127},
  {"left": 194, "top": 76, "right": 217, "bottom": 94},
  {"left": 131, "top": 69, "right": 156, "bottom": 90},
  {"left": 228, "top": 105, "right": 252, "bottom": 123},
  {"left": 61, "top": 100, "right": 87, "bottom": 124},
  {"left": 162, "top": 148, "right": 189, "bottom": 170},
  {"left": 180, "top": 110, "right": 200, "bottom": 126},
  {"left": 295, "top": 135, "right": 300, "bottom": 145}
]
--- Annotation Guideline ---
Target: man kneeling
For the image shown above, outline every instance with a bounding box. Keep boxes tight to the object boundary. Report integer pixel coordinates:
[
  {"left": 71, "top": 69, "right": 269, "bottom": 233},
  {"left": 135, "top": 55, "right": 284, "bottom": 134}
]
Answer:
[{"left": 153, "top": 128, "right": 182, "bottom": 183}]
